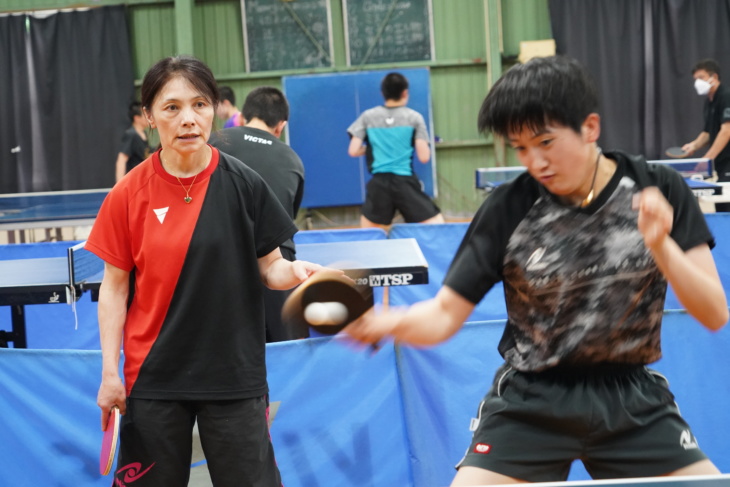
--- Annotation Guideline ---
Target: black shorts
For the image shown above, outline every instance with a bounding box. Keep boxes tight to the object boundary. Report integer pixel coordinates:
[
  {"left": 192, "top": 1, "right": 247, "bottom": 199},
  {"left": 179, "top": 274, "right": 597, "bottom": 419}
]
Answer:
[
  {"left": 457, "top": 363, "right": 708, "bottom": 482},
  {"left": 113, "top": 396, "right": 281, "bottom": 487},
  {"left": 362, "top": 173, "right": 441, "bottom": 224}
]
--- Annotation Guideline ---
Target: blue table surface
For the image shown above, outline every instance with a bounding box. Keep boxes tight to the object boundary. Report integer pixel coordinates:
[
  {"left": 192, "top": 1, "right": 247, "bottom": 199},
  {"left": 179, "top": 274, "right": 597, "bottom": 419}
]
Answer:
[
  {"left": 0, "top": 189, "right": 109, "bottom": 223},
  {"left": 476, "top": 159, "right": 719, "bottom": 190},
  {"left": 296, "top": 238, "right": 428, "bottom": 270},
  {"left": 0, "top": 256, "right": 69, "bottom": 288},
  {"left": 685, "top": 179, "right": 721, "bottom": 188}
]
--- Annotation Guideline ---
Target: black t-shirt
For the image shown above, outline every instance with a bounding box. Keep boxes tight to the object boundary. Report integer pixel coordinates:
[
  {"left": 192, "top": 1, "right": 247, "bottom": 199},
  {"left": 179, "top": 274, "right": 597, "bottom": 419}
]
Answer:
[
  {"left": 444, "top": 151, "right": 713, "bottom": 372},
  {"left": 119, "top": 126, "right": 151, "bottom": 174},
  {"left": 703, "top": 83, "right": 730, "bottom": 178},
  {"left": 209, "top": 126, "right": 304, "bottom": 253}
]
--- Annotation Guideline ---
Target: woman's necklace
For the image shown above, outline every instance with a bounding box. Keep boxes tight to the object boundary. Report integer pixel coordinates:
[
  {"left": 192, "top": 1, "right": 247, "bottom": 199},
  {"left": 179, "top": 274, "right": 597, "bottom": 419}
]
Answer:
[
  {"left": 580, "top": 149, "right": 602, "bottom": 208},
  {"left": 176, "top": 173, "right": 198, "bottom": 204},
  {"left": 163, "top": 154, "right": 201, "bottom": 204}
]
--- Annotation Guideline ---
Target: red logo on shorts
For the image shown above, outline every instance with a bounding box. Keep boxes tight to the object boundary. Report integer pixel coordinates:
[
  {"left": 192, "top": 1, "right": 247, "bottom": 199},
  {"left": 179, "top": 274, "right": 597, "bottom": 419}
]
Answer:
[
  {"left": 474, "top": 443, "right": 491, "bottom": 454},
  {"left": 114, "top": 462, "right": 155, "bottom": 486}
]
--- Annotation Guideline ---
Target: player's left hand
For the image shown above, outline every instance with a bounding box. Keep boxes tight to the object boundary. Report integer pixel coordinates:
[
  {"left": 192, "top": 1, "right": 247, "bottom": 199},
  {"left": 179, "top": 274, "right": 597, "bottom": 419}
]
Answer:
[
  {"left": 633, "top": 187, "right": 673, "bottom": 250},
  {"left": 291, "top": 260, "right": 325, "bottom": 282}
]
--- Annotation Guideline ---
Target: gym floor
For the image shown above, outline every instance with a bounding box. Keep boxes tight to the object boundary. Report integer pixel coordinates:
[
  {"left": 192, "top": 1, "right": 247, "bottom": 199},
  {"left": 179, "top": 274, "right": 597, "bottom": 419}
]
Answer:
[{"left": 188, "top": 423, "right": 212, "bottom": 487}]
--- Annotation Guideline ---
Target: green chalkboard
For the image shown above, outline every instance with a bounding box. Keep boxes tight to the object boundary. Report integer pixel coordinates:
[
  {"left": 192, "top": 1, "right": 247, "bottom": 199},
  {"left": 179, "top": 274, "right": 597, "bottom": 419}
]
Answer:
[
  {"left": 344, "top": 0, "right": 433, "bottom": 66},
  {"left": 242, "top": 0, "right": 333, "bottom": 72}
]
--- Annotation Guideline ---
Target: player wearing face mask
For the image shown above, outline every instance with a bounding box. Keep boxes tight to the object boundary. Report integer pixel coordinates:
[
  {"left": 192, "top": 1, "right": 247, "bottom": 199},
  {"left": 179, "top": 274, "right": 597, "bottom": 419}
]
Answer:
[
  {"left": 694, "top": 77, "right": 713, "bottom": 96},
  {"left": 682, "top": 59, "right": 730, "bottom": 212}
]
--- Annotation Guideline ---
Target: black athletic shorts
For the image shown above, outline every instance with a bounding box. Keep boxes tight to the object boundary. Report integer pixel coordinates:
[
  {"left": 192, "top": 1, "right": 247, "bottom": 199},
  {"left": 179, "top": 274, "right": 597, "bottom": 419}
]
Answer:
[
  {"left": 456, "top": 363, "right": 708, "bottom": 482},
  {"left": 362, "top": 173, "right": 441, "bottom": 224},
  {"left": 113, "top": 396, "right": 281, "bottom": 487}
]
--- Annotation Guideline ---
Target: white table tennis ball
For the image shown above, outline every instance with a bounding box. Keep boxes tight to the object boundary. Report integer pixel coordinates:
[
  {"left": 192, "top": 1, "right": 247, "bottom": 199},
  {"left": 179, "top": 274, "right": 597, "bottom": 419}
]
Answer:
[{"left": 304, "top": 302, "right": 349, "bottom": 325}]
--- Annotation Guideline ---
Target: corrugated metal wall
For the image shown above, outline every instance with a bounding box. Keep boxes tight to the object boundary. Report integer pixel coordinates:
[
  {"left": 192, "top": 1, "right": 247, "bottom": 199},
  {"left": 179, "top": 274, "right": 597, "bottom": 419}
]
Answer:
[
  {"left": 129, "top": 4, "right": 177, "bottom": 78},
  {"left": 2, "top": 0, "right": 552, "bottom": 223},
  {"left": 501, "top": 0, "right": 553, "bottom": 57}
]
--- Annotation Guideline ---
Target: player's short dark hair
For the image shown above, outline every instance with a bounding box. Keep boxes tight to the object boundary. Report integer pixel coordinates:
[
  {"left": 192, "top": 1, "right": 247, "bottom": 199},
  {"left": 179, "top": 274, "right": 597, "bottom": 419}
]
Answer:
[
  {"left": 478, "top": 55, "right": 599, "bottom": 137},
  {"left": 692, "top": 59, "right": 721, "bottom": 81},
  {"left": 128, "top": 101, "right": 143, "bottom": 122},
  {"left": 141, "top": 56, "right": 220, "bottom": 112},
  {"left": 381, "top": 72, "right": 409, "bottom": 101},
  {"left": 242, "top": 86, "right": 289, "bottom": 128},
  {"left": 218, "top": 85, "right": 236, "bottom": 105}
]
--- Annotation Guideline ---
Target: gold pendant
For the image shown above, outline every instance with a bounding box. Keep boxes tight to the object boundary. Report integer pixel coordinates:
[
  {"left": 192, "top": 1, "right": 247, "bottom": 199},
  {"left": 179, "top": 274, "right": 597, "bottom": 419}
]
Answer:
[{"left": 184, "top": 196, "right": 192, "bottom": 204}]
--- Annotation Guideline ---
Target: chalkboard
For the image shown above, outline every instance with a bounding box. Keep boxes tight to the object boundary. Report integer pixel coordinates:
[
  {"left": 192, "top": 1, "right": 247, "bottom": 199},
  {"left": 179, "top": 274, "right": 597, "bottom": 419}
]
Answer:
[
  {"left": 343, "top": 0, "right": 434, "bottom": 66},
  {"left": 241, "top": 0, "right": 333, "bottom": 72},
  {"left": 283, "top": 68, "right": 436, "bottom": 209}
]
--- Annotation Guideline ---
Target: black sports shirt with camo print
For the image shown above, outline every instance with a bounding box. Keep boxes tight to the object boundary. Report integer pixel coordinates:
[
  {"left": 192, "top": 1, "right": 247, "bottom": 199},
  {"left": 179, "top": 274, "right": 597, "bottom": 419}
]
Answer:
[{"left": 445, "top": 151, "right": 714, "bottom": 372}]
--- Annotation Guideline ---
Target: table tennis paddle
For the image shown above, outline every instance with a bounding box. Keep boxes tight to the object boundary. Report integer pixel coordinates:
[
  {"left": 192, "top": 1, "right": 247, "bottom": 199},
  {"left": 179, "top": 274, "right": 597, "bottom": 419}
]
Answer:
[
  {"left": 281, "top": 269, "right": 372, "bottom": 335},
  {"left": 100, "top": 406, "right": 120, "bottom": 476},
  {"left": 665, "top": 146, "right": 688, "bottom": 158}
]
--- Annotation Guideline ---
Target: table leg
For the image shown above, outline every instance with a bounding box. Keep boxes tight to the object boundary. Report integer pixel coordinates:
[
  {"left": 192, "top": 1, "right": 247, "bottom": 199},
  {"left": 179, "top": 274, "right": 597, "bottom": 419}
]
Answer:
[{"left": 11, "top": 305, "right": 27, "bottom": 348}]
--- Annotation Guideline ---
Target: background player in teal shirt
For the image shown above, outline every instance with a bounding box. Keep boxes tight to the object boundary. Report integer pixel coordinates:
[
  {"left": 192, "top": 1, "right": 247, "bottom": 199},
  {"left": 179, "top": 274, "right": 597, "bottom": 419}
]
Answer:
[{"left": 347, "top": 72, "right": 444, "bottom": 228}]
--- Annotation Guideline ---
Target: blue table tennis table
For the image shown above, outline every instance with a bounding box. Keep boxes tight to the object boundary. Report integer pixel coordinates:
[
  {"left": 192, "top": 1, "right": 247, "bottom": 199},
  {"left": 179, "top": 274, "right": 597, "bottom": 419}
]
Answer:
[
  {"left": 0, "top": 238, "right": 428, "bottom": 348},
  {"left": 0, "top": 242, "right": 102, "bottom": 348},
  {"left": 475, "top": 158, "right": 722, "bottom": 197},
  {"left": 0, "top": 188, "right": 109, "bottom": 243}
]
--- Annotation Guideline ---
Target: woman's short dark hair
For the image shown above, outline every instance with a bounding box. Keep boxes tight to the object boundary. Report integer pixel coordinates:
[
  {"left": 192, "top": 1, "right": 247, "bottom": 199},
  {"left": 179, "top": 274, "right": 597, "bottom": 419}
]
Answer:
[
  {"left": 478, "top": 56, "right": 599, "bottom": 137},
  {"left": 381, "top": 72, "right": 409, "bottom": 101},
  {"left": 141, "top": 56, "right": 220, "bottom": 112}
]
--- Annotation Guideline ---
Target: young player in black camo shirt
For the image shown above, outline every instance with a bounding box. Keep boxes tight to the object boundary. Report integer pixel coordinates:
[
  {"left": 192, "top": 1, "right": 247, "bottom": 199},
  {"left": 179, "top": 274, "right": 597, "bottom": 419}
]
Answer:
[{"left": 344, "top": 56, "right": 728, "bottom": 485}]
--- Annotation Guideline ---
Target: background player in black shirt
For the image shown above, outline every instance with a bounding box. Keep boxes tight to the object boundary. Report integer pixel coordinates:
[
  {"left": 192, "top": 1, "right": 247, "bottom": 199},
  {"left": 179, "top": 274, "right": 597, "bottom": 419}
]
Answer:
[
  {"left": 681, "top": 58, "right": 730, "bottom": 211},
  {"left": 210, "top": 86, "right": 306, "bottom": 341},
  {"left": 114, "top": 101, "right": 151, "bottom": 182}
]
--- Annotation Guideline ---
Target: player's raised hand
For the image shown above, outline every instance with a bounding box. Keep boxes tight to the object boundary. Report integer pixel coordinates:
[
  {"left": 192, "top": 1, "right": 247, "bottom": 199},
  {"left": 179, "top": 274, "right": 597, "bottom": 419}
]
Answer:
[{"left": 633, "top": 187, "right": 673, "bottom": 250}]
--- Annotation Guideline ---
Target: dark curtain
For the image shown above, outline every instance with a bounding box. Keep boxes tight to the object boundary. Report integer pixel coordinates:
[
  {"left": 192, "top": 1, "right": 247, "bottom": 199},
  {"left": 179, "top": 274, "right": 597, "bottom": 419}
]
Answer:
[
  {"left": 28, "top": 6, "right": 134, "bottom": 191},
  {"left": 0, "top": 15, "right": 33, "bottom": 193},
  {"left": 548, "top": 0, "right": 645, "bottom": 155},
  {"left": 549, "top": 0, "right": 730, "bottom": 160}
]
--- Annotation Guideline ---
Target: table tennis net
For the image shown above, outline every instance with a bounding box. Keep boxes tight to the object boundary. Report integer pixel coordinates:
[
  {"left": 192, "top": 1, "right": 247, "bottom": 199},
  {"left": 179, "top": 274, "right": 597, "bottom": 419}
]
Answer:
[
  {"left": 67, "top": 241, "right": 103, "bottom": 331},
  {"left": 68, "top": 241, "right": 103, "bottom": 287}
]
